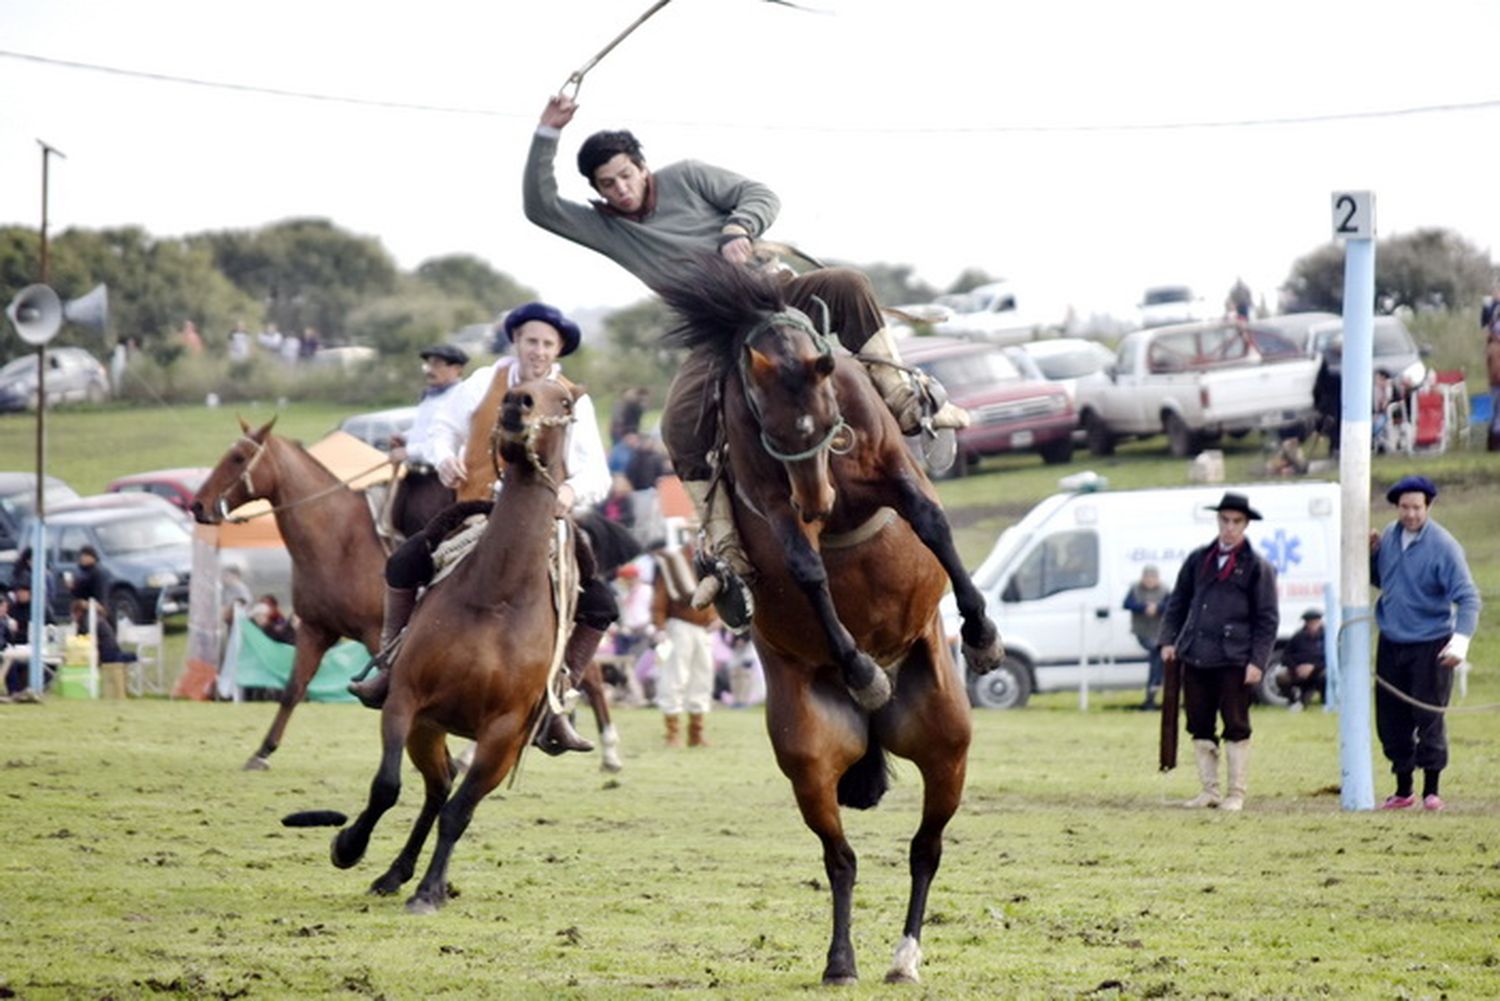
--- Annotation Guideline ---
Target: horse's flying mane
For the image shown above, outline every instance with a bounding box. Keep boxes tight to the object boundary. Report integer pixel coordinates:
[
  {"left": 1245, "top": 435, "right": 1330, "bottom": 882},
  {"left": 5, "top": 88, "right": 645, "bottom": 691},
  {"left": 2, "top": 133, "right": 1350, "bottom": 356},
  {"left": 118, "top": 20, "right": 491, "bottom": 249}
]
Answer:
[{"left": 658, "top": 252, "right": 788, "bottom": 368}]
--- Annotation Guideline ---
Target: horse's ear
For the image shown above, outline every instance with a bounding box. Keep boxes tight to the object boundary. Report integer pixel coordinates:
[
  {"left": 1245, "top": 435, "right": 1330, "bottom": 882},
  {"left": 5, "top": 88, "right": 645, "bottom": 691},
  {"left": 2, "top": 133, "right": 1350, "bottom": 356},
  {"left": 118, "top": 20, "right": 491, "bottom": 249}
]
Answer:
[
  {"left": 256, "top": 415, "right": 278, "bottom": 439},
  {"left": 237, "top": 414, "right": 251, "bottom": 433},
  {"left": 813, "top": 351, "right": 836, "bottom": 378},
  {"left": 748, "top": 347, "right": 777, "bottom": 384},
  {"left": 568, "top": 382, "right": 586, "bottom": 403}
]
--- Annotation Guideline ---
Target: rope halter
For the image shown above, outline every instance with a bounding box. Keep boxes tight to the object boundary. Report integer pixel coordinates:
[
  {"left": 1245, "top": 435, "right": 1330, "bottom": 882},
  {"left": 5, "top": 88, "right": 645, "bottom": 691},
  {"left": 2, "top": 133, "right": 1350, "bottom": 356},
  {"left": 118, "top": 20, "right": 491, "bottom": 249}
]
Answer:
[
  {"left": 491, "top": 404, "right": 576, "bottom": 493},
  {"left": 739, "top": 300, "right": 853, "bottom": 464}
]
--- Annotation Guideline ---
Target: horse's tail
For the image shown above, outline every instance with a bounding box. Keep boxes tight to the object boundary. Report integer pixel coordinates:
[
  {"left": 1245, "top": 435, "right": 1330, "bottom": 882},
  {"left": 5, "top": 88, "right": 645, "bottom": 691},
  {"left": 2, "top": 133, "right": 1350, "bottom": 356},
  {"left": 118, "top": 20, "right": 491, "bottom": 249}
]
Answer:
[{"left": 837, "top": 723, "right": 891, "bottom": 810}]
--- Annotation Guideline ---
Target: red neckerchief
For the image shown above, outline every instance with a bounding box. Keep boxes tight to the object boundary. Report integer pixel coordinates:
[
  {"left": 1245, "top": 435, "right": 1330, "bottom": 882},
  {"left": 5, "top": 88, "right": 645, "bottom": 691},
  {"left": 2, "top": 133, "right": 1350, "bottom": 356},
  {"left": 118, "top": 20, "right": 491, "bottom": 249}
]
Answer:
[
  {"left": 1202, "top": 540, "right": 1245, "bottom": 582},
  {"left": 591, "top": 173, "right": 657, "bottom": 223}
]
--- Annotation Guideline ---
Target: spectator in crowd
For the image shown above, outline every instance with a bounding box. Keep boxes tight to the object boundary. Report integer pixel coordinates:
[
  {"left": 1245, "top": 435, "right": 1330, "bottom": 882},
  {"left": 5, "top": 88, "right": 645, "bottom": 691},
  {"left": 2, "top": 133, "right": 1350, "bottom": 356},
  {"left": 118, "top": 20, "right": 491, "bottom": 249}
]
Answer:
[
  {"left": 1275, "top": 609, "right": 1327, "bottom": 711},
  {"left": 257, "top": 322, "right": 284, "bottom": 354},
  {"left": 1369, "top": 476, "right": 1481, "bottom": 811},
  {"left": 1159, "top": 492, "right": 1279, "bottom": 812},
  {"left": 1312, "top": 339, "right": 1342, "bottom": 455},
  {"left": 610, "top": 386, "right": 649, "bottom": 444},
  {"left": 280, "top": 329, "right": 302, "bottom": 365},
  {"left": 651, "top": 543, "right": 718, "bottom": 747},
  {"left": 299, "top": 326, "right": 321, "bottom": 359},
  {"left": 250, "top": 594, "right": 296, "bottom": 645},
  {"left": 228, "top": 321, "right": 253, "bottom": 362},
  {"left": 71, "top": 598, "right": 134, "bottom": 671},
  {"left": 68, "top": 545, "right": 108, "bottom": 610},
  {"left": 0, "top": 593, "right": 26, "bottom": 700},
  {"left": 1486, "top": 321, "right": 1500, "bottom": 452},
  {"left": 1123, "top": 564, "right": 1170, "bottom": 710},
  {"left": 179, "top": 320, "right": 204, "bottom": 354}
]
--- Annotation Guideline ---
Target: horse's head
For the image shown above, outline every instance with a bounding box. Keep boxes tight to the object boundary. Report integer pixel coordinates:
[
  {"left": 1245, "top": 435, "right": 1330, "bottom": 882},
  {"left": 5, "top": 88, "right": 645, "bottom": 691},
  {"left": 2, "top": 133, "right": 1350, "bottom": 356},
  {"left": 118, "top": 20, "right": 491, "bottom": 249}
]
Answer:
[
  {"left": 191, "top": 416, "right": 279, "bottom": 524},
  {"left": 494, "top": 378, "right": 576, "bottom": 484},
  {"left": 742, "top": 309, "right": 845, "bottom": 523}
]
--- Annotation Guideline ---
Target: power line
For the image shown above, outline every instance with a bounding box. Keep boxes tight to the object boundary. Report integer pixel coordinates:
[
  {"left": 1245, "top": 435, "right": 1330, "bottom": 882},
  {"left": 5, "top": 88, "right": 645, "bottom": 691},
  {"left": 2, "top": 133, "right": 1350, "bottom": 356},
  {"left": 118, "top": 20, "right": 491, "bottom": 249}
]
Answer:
[{"left": 4, "top": 47, "right": 1500, "bottom": 133}]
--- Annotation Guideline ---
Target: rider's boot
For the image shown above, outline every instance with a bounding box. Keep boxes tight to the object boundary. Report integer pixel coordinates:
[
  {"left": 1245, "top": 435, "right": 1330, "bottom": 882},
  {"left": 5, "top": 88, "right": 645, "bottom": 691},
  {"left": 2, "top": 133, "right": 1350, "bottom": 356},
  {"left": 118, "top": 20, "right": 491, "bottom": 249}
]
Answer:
[
  {"left": 347, "top": 586, "right": 417, "bottom": 710},
  {"left": 683, "top": 479, "right": 755, "bottom": 633},
  {"left": 860, "top": 326, "right": 971, "bottom": 434},
  {"left": 532, "top": 623, "right": 603, "bottom": 756}
]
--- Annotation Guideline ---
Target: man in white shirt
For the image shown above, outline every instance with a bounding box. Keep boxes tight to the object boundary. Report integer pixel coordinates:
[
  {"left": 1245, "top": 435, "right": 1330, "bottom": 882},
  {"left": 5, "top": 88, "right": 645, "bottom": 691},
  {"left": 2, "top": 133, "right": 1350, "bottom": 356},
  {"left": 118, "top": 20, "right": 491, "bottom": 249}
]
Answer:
[
  {"left": 389, "top": 344, "right": 467, "bottom": 537},
  {"left": 350, "top": 304, "right": 612, "bottom": 756}
]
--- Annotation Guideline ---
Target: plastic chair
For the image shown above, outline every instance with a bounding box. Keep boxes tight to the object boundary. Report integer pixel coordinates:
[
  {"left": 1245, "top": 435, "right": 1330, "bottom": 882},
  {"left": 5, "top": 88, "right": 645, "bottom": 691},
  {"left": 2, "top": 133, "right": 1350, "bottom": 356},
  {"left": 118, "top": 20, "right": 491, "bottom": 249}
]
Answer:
[
  {"left": 1412, "top": 390, "right": 1448, "bottom": 453},
  {"left": 116, "top": 618, "right": 165, "bottom": 696}
]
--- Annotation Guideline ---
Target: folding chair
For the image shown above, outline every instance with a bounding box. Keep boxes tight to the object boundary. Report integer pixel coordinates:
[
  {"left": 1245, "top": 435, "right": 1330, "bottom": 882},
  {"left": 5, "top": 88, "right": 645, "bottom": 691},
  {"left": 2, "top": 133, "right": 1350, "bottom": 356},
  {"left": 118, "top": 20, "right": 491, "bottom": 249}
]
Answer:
[
  {"left": 1412, "top": 389, "right": 1448, "bottom": 454},
  {"left": 1431, "top": 370, "right": 1469, "bottom": 449},
  {"left": 117, "top": 618, "right": 165, "bottom": 696}
]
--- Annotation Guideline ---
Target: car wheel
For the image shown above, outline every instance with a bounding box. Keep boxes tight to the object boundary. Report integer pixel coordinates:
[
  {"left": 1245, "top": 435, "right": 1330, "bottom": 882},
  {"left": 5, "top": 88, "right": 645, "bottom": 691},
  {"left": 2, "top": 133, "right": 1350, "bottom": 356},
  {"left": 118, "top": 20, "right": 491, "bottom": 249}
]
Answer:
[
  {"left": 967, "top": 655, "right": 1033, "bottom": 709},
  {"left": 1255, "top": 651, "right": 1292, "bottom": 707},
  {"left": 1038, "top": 436, "right": 1074, "bottom": 465},
  {"left": 1083, "top": 412, "right": 1115, "bottom": 456},
  {"left": 1164, "top": 412, "right": 1197, "bottom": 458},
  {"left": 109, "top": 587, "right": 146, "bottom": 625}
]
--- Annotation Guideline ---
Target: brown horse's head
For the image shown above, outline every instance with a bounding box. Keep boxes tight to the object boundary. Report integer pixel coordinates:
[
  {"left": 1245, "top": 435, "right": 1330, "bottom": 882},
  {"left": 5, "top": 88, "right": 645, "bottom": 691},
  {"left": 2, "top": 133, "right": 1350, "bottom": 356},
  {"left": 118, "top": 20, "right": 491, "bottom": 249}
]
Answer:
[
  {"left": 742, "top": 317, "right": 842, "bottom": 523},
  {"left": 191, "top": 416, "right": 278, "bottom": 524},
  {"left": 494, "top": 378, "right": 577, "bottom": 484}
]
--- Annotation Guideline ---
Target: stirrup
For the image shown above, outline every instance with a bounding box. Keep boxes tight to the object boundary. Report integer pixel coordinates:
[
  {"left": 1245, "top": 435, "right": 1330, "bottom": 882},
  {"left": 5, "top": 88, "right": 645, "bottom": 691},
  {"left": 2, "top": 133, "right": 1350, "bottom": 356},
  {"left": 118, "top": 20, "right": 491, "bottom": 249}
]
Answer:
[{"left": 692, "top": 551, "right": 754, "bottom": 633}]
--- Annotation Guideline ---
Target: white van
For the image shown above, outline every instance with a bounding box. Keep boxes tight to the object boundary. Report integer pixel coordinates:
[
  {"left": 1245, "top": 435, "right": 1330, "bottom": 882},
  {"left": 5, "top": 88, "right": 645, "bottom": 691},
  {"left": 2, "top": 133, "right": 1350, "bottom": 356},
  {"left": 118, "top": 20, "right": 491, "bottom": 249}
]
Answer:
[{"left": 949, "top": 480, "right": 1340, "bottom": 708}]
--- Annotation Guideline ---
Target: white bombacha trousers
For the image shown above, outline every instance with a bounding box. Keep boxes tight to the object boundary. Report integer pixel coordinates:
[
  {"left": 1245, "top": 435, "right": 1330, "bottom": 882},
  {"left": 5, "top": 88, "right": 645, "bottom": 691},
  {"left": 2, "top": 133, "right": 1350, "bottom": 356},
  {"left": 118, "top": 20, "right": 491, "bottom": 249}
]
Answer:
[{"left": 656, "top": 618, "right": 715, "bottom": 716}]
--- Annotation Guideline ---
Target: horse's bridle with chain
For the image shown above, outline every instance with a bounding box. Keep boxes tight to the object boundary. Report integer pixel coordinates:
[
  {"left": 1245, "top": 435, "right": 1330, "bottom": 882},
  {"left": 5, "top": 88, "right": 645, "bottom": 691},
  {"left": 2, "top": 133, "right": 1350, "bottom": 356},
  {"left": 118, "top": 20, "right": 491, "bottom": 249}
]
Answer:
[{"left": 738, "top": 303, "right": 854, "bottom": 465}]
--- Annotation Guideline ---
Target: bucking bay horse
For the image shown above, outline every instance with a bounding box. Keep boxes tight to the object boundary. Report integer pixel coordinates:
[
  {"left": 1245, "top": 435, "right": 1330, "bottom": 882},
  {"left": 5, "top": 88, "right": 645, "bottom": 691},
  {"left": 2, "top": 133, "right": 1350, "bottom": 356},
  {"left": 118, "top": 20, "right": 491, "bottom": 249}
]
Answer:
[{"left": 656, "top": 253, "right": 1003, "bottom": 985}]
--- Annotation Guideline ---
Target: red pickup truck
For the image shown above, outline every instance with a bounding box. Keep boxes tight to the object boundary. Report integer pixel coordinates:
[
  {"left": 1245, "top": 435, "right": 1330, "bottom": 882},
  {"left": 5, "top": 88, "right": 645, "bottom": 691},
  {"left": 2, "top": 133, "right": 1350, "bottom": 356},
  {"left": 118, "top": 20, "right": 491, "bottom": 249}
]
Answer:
[{"left": 899, "top": 336, "right": 1076, "bottom": 474}]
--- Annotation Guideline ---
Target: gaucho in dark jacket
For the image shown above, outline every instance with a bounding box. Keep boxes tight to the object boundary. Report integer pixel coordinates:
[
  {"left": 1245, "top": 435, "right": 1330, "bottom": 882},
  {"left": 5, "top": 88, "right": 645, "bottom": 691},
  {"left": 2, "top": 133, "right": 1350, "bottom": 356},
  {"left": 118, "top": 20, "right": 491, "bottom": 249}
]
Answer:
[{"left": 1159, "top": 492, "right": 1279, "bottom": 812}]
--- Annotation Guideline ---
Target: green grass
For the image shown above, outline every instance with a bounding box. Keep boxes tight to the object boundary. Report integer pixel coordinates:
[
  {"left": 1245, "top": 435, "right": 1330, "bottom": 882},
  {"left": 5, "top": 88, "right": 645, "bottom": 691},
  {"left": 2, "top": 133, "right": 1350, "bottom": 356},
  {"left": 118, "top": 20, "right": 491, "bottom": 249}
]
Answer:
[{"left": 3, "top": 697, "right": 1498, "bottom": 999}]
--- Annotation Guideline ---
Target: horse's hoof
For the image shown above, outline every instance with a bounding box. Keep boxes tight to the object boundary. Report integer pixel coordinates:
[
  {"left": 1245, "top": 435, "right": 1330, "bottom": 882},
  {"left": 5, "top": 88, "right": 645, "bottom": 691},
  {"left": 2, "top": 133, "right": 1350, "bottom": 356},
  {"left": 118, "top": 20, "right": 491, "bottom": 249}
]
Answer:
[
  {"left": 882, "top": 969, "right": 920, "bottom": 985},
  {"left": 404, "top": 895, "right": 441, "bottom": 916},
  {"left": 962, "top": 637, "right": 1004, "bottom": 677},
  {"left": 368, "top": 874, "right": 403, "bottom": 896},
  {"left": 330, "top": 831, "right": 362, "bottom": 870},
  {"left": 821, "top": 973, "right": 858, "bottom": 987},
  {"left": 846, "top": 659, "right": 892, "bottom": 712},
  {"left": 243, "top": 755, "right": 270, "bottom": 772},
  {"left": 884, "top": 935, "right": 922, "bottom": 984},
  {"left": 600, "top": 752, "right": 624, "bottom": 773}
]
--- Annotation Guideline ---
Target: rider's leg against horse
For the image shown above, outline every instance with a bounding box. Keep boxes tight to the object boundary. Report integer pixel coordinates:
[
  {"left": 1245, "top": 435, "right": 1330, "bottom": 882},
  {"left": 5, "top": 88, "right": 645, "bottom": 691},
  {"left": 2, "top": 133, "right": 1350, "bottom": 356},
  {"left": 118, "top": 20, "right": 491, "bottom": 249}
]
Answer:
[
  {"left": 782, "top": 268, "right": 968, "bottom": 435},
  {"left": 349, "top": 531, "right": 431, "bottom": 709},
  {"left": 532, "top": 624, "right": 605, "bottom": 756},
  {"left": 534, "top": 576, "right": 616, "bottom": 756},
  {"left": 660, "top": 349, "right": 753, "bottom": 630}
]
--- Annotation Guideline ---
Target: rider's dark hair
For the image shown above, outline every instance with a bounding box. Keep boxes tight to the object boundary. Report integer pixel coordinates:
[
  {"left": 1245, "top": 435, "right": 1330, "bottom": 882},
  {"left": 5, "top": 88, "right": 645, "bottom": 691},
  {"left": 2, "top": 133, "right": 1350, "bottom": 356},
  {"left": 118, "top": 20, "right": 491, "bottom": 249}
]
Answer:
[{"left": 577, "top": 130, "right": 645, "bottom": 186}]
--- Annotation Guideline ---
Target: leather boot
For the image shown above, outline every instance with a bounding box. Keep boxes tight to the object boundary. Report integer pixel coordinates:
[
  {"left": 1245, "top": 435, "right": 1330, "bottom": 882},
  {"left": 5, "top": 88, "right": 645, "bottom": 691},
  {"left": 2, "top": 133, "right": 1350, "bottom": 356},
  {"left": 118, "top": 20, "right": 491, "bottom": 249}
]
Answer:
[
  {"left": 1184, "top": 739, "right": 1221, "bottom": 808},
  {"left": 682, "top": 480, "right": 754, "bottom": 632},
  {"left": 1219, "top": 740, "right": 1251, "bottom": 812},
  {"left": 663, "top": 713, "right": 683, "bottom": 748},
  {"left": 533, "top": 624, "right": 603, "bottom": 756},
  {"left": 860, "top": 326, "right": 971, "bottom": 435},
  {"left": 687, "top": 712, "right": 709, "bottom": 748},
  {"left": 347, "top": 586, "right": 418, "bottom": 709}
]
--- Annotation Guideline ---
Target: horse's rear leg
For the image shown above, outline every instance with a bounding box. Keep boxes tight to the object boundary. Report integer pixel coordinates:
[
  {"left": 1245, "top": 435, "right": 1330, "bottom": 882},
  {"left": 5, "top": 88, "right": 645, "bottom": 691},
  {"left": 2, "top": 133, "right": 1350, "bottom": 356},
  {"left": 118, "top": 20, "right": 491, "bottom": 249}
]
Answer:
[
  {"left": 893, "top": 477, "right": 1002, "bottom": 673},
  {"left": 245, "top": 633, "right": 332, "bottom": 770},
  {"left": 580, "top": 658, "right": 622, "bottom": 772},
  {"left": 331, "top": 704, "right": 413, "bottom": 870},
  {"left": 369, "top": 722, "right": 451, "bottom": 896},
  {"left": 406, "top": 718, "right": 525, "bottom": 915}
]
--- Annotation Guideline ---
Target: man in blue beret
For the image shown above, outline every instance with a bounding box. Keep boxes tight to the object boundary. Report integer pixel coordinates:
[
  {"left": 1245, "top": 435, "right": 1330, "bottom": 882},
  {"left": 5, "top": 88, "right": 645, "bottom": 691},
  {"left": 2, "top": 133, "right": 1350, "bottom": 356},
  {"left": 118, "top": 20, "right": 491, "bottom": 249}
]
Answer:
[{"left": 1368, "top": 475, "right": 1481, "bottom": 811}]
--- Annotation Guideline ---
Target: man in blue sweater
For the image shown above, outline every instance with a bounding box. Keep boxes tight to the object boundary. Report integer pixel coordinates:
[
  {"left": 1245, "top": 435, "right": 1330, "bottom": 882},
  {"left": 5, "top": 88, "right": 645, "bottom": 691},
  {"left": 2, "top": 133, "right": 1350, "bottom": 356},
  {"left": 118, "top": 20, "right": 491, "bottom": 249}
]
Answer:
[{"left": 1369, "top": 475, "right": 1481, "bottom": 811}]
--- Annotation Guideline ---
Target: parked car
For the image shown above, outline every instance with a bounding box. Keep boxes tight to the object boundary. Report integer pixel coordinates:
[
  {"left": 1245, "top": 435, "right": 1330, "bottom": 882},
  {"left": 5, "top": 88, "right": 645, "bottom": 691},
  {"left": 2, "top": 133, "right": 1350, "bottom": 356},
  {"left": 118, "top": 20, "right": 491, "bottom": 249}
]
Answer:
[
  {"left": 1137, "top": 285, "right": 1212, "bottom": 329},
  {"left": 1078, "top": 319, "right": 1319, "bottom": 457},
  {"left": 899, "top": 336, "right": 1075, "bottom": 472},
  {"left": 106, "top": 468, "right": 212, "bottom": 514},
  {"left": 311, "top": 345, "right": 378, "bottom": 368},
  {"left": 0, "top": 473, "right": 80, "bottom": 550},
  {"left": 1258, "top": 312, "right": 1427, "bottom": 387},
  {"left": 0, "top": 347, "right": 111, "bottom": 412},
  {"left": 931, "top": 281, "right": 1064, "bottom": 345},
  {"left": 38, "top": 502, "right": 194, "bottom": 623},
  {"left": 339, "top": 406, "right": 418, "bottom": 452},
  {"left": 1005, "top": 338, "right": 1116, "bottom": 408}
]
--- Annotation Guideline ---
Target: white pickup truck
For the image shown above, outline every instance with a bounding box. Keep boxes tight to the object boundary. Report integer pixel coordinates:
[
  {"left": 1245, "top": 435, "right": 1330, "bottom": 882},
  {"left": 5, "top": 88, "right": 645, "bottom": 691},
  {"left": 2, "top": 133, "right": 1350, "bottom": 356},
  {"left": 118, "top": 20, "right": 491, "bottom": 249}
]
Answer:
[{"left": 1077, "top": 320, "right": 1319, "bottom": 457}]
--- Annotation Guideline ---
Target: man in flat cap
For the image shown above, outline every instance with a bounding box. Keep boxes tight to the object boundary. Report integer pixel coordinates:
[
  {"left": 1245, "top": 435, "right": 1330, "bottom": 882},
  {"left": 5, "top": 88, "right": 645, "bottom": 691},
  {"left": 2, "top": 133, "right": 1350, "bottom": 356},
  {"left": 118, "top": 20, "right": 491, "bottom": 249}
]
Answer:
[
  {"left": 1369, "top": 475, "right": 1481, "bottom": 811},
  {"left": 389, "top": 344, "right": 469, "bottom": 537},
  {"left": 1275, "top": 609, "right": 1327, "bottom": 711},
  {"left": 1159, "top": 492, "right": 1279, "bottom": 812}
]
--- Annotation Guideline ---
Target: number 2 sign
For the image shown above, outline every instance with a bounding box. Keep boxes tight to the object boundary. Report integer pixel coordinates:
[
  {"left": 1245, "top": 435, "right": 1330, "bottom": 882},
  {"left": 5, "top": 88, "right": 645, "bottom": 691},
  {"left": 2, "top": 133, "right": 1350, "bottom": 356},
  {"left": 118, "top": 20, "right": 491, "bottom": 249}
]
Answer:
[{"left": 1331, "top": 191, "right": 1375, "bottom": 239}]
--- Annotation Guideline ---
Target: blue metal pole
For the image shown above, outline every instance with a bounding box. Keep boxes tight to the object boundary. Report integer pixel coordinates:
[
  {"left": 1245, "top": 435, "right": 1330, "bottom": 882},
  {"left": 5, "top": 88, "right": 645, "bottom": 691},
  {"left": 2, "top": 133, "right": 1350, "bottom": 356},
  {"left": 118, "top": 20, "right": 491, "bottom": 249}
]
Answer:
[
  {"left": 1321, "top": 581, "right": 1340, "bottom": 713},
  {"left": 1337, "top": 234, "right": 1376, "bottom": 811},
  {"left": 28, "top": 517, "right": 47, "bottom": 693}
]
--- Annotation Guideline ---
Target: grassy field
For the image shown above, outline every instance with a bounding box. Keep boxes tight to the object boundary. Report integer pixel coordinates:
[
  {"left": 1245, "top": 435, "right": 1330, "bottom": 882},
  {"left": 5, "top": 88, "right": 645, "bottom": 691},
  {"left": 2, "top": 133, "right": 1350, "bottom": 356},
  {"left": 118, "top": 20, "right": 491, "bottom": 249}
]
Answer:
[{"left": 4, "top": 401, "right": 1500, "bottom": 998}]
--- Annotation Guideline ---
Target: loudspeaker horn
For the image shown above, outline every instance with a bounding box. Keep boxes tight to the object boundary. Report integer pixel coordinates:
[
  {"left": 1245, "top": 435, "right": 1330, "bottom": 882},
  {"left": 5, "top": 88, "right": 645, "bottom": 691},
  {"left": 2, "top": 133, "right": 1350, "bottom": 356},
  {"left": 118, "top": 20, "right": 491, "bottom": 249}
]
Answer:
[
  {"left": 5, "top": 284, "right": 63, "bottom": 346},
  {"left": 63, "top": 283, "right": 109, "bottom": 332}
]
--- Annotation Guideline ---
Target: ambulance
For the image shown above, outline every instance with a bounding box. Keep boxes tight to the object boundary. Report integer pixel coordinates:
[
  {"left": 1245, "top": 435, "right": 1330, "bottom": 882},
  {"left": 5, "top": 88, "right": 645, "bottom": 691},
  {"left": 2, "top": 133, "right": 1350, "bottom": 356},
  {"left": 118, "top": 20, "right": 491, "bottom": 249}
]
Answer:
[{"left": 949, "top": 478, "right": 1341, "bottom": 708}]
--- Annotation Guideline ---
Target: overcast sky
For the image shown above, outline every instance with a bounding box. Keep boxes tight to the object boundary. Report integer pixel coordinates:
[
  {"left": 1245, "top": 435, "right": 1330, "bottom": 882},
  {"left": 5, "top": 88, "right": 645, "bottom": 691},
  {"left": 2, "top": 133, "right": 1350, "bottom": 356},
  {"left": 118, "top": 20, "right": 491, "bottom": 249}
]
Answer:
[{"left": 4, "top": 0, "right": 1499, "bottom": 328}]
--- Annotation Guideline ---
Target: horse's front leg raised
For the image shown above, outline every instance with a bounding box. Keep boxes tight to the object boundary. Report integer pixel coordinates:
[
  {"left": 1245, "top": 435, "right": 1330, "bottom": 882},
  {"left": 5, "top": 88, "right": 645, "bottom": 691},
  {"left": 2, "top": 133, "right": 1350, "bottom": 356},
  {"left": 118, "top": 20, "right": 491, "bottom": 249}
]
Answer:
[
  {"left": 246, "top": 627, "right": 334, "bottom": 770},
  {"left": 771, "top": 516, "right": 891, "bottom": 711},
  {"left": 893, "top": 476, "right": 1003, "bottom": 675}
]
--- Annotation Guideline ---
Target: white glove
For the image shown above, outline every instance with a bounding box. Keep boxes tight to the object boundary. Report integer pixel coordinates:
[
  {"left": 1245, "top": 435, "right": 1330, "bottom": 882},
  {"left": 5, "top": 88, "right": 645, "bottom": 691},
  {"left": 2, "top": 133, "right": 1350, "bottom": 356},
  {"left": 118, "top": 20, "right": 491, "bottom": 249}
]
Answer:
[
  {"left": 1439, "top": 634, "right": 1470, "bottom": 665},
  {"left": 437, "top": 455, "right": 467, "bottom": 488}
]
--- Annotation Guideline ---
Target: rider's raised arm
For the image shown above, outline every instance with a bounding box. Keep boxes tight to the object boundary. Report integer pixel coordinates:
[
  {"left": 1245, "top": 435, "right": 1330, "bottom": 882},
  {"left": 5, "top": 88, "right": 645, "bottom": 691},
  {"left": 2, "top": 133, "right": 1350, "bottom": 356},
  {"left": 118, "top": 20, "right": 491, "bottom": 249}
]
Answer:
[{"left": 523, "top": 111, "right": 617, "bottom": 253}]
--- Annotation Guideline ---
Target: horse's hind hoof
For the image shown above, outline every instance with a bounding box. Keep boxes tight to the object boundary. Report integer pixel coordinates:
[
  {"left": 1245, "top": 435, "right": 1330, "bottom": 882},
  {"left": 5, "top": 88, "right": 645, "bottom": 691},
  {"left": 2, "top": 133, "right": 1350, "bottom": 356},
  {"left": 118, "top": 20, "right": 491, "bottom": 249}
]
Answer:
[
  {"left": 243, "top": 755, "right": 270, "bottom": 772},
  {"left": 821, "top": 973, "right": 858, "bottom": 987},
  {"left": 404, "top": 895, "right": 441, "bottom": 916},
  {"left": 845, "top": 657, "right": 892, "bottom": 712},
  {"left": 961, "top": 619, "right": 1004, "bottom": 675}
]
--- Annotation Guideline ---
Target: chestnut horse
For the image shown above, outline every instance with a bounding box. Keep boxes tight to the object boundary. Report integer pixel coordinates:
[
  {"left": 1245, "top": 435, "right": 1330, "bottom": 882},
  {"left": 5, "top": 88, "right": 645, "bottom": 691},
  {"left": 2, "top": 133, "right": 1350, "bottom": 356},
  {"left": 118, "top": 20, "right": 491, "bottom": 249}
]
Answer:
[
  {"left": 192, "top": 418, "right": 386, "bottom": 771},
  {"left": 329, "top": 378, "right": 578, "bottom": 913},
  {"left": 657, "top": 255, "right": 1002, "bottom": 986}
]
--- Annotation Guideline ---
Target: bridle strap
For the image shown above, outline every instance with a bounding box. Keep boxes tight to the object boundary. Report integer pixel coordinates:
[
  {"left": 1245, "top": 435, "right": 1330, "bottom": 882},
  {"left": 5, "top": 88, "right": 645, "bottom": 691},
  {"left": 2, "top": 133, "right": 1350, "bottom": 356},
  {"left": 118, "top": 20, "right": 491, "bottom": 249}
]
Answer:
[{"left": 739, "top": 303, "right": 849, "bottom": 465}]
